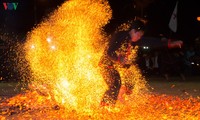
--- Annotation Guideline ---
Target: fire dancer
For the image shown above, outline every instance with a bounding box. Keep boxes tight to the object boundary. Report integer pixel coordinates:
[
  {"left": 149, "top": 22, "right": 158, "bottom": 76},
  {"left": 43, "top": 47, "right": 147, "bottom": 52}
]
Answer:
[{"left": 99, "top": 19, "right": 183, "bottom": 106}]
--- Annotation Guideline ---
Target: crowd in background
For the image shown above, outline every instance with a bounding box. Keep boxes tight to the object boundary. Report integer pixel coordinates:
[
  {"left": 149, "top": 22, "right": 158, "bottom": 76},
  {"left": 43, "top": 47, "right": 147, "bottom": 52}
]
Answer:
[{"left": 138, "top": 38, "right": 200, "bottom": 80}]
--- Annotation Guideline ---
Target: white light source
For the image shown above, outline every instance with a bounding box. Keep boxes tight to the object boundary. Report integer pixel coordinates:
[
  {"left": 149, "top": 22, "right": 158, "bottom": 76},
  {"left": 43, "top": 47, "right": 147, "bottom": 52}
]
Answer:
[
  {"left": 51, "top": 45, "right": 56, "bottom": 50},
  {"left": 47, "top": 37, "right": 52, "bottom": 43},
  {"left": 143, "top": 46, "right": 149, "bottom": 49},
  {"left": 31, "top": 45, "right": 35, "bottom": 49}
]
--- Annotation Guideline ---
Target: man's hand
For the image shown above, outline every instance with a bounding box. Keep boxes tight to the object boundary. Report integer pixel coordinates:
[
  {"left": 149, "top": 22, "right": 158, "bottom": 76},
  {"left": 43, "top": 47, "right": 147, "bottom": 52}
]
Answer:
[
  {"left": 118, "top": 55, "right": 131, "bottom": 68},
  {"left": 118, "top": 85, "right": 133, "bottom": 103},
  {"left": 168, "top": 40, "right": 183, "bottom": 48}
]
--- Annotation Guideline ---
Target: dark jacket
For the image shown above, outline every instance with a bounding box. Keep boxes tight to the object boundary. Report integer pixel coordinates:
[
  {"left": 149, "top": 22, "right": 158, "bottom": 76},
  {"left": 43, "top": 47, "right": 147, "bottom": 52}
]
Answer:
[{"left": 99, "top": 31, "right": 168, "bottom": 68}]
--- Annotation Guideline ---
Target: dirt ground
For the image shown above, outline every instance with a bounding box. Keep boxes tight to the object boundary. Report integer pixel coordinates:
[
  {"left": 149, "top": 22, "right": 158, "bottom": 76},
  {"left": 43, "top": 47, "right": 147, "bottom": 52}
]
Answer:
[{"left": 147, "top": 76, "right": 200, "bottom": 98}]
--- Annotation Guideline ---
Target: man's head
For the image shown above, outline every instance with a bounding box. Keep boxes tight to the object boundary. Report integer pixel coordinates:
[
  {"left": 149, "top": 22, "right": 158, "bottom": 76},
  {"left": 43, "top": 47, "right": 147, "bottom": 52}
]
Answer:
[{"left": 129, "top": 20, "right": 145, "bottom": 42}]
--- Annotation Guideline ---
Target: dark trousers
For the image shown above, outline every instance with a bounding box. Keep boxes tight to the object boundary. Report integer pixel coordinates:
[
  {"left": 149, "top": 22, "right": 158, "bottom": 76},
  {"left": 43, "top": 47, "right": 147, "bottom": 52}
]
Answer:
[{"left": 100, "top": 66, "right": 121, "bottom": 104}]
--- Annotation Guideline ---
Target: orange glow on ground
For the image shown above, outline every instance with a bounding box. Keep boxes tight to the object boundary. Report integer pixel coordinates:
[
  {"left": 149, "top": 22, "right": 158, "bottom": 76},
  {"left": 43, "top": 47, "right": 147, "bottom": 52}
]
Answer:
[{"left": 0, "top": 0, "right": 200, "bottom": 119}]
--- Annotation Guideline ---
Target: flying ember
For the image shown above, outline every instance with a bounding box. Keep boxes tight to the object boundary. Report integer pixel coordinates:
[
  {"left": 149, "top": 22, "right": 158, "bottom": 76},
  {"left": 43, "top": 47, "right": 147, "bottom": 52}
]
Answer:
[{"left": 0, "top": 0, "right": 200, "bottom": 119}]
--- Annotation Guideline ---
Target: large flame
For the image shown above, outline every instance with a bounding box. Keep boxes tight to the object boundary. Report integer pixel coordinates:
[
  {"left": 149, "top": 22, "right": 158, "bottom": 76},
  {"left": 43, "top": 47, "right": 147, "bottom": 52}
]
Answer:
[{"left": 24, "top": 0, "right": 112, "bottom": 111}]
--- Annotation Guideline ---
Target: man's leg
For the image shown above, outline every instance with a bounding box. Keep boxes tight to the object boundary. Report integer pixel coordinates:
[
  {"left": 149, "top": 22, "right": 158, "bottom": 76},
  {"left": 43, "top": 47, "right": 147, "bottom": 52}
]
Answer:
[{"left": 101, "top": 67, "right": 121, "bottom": 105}]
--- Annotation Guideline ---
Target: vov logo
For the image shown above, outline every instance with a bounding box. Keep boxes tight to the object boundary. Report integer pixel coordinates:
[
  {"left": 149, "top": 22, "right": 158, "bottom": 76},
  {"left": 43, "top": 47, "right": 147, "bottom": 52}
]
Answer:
[{"left": 3, "top": 2, "right": 18, "bottom": 10}]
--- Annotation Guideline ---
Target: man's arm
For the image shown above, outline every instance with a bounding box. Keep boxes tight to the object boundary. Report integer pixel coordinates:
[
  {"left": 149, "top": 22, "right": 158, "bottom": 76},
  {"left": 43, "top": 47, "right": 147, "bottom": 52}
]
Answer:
[
  {"left": 139, "top": 37, "right": 183, "bottom": 49},
  {"left": 167, "top": 39, "right": 183, "bottom": 48}
]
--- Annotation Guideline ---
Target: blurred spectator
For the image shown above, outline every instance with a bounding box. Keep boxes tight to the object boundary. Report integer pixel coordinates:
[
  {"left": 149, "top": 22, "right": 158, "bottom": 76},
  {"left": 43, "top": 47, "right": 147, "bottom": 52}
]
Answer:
[
  {"left": 183, "top": 45, "right": 196, "bottom": 76},
  {"left": 194, "top": 36, "right": 200, "bottom": 56},
  {"left": 150, "top": 51, "right": 160, "bottom": 74},
  {"left": 160, "top": 48, "right": 185, "bottom": 81},
  {"left": 142, "top": 50, "right": 160, "bottom": 76}
]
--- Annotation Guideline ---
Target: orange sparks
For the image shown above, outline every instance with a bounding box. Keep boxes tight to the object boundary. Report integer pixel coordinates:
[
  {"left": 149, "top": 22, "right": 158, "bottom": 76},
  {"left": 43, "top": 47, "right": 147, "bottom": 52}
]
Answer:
[{"left": 24, "top": 0, "right": 112, "bottom": 111}]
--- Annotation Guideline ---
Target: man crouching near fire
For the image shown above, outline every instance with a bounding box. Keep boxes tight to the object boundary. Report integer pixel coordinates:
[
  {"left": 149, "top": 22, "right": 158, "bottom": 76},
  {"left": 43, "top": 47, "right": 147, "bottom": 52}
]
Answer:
[{"left": 99, "top": 19, "right": 183, "bottom": 106}]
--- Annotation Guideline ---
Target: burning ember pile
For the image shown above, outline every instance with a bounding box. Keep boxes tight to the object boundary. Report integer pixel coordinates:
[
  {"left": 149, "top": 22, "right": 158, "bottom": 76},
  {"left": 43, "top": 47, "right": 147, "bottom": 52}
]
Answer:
[
  {"left": 0, "top": 91, "right": 200, "bottom": 119},
  {"left": 0, "top": 0, "right": 200, "bottom": 119}
]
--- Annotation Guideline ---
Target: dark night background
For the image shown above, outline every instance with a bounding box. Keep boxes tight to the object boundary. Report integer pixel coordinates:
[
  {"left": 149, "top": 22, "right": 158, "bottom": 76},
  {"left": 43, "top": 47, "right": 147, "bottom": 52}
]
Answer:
[{"left": 0, "top": 0, "right": 199, "bottom": 44}]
